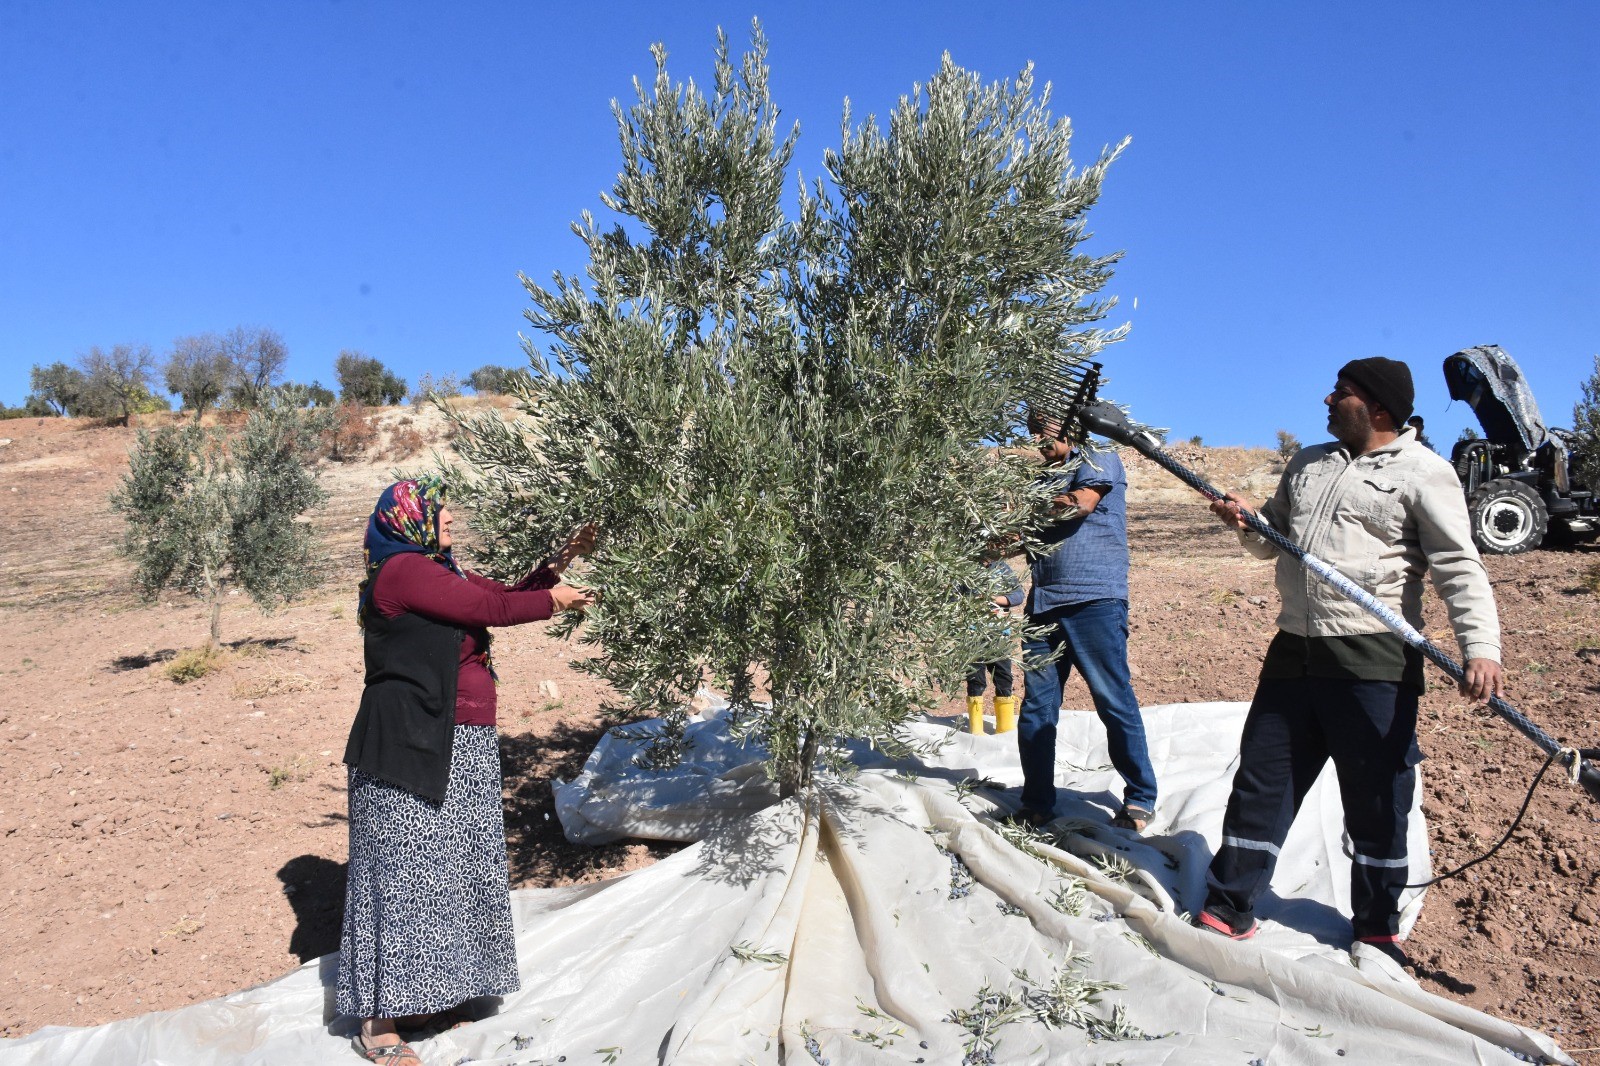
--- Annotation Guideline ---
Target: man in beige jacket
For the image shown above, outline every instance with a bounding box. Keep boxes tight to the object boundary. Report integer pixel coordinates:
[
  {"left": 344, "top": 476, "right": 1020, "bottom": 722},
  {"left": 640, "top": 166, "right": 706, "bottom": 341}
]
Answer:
[{"left": 1197, "top": 357, "right": 1503, "bottom": 967}]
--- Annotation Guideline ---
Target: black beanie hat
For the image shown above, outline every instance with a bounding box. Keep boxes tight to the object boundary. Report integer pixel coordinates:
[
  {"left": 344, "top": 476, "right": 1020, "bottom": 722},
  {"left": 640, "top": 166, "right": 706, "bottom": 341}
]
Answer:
[{"left": 1338, "top": 357, "right": 1414, "bottom": 425}]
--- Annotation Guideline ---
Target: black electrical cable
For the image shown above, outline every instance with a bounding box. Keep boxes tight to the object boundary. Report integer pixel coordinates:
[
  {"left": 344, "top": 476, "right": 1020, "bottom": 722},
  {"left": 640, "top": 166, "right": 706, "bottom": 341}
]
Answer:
[{"left": 1403, "top": 748, "right": 1572, "bottom": 890}]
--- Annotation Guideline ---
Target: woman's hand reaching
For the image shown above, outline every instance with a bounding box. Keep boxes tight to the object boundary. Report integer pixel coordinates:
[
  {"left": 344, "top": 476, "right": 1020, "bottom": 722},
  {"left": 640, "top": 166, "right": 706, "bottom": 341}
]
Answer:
[
  {"left": 564, "top": 523, "right": 598, "bottom": 558},
  {"left": 548, "top": 584, "right": 596, "bottom": 613},
  {"left": 546, "top": 523, "right": 599, "bottom": 576}
]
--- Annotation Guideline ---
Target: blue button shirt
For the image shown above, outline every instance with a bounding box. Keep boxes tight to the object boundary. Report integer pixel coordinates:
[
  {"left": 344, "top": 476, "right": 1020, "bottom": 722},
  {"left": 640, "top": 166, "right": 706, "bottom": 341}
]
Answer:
[{"left": 1027, "top": 443, "right": 1129, "bottom": 614}]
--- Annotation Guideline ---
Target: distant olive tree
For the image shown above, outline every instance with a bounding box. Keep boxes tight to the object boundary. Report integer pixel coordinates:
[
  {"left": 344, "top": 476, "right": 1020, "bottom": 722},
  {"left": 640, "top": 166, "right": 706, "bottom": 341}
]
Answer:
[
  {"left": 28, "top": 362, "right": 87, "bottom": 416},
  {"left": 0, "top": 398, "right": 54, "bottom": 420},
  {"left": 82, "top": 344, "right": 160, "bottom": 424},
  {"left": 411, "top": 371, "right": 463, "bottom": 408},
  {"left": 165, "top": 333, "right": 236, "bottom": 420},
  {"left": 222, "top": 327, "right": 289, "bottom": 409},
  {"left": 335, "top": 350, "right": 407, "bottom": 406},
  {"left": 447, "top": 28, "right": 1124, "bottom": 791},
  {"left": 111, "top": 399, "right": 330, "bottom": 643},
  {"left": 1275, "top": 428, "right": 1301, "bottom": 460},
  {"left": 280, "top": 380, "right": 338, "bottom": 408},
  {"left": 466, "top": 364, "right": 525, "bottom": 395},
  {"left": 1570, "top": 355, "right": 1600, "bottom": 490}
]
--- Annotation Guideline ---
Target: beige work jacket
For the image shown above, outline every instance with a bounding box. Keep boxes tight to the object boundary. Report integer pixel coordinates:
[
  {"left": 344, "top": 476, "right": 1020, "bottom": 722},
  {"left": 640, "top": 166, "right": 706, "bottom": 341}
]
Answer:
[{"left": 1242, "top": 429, "right": 1502, "bottom": 663}]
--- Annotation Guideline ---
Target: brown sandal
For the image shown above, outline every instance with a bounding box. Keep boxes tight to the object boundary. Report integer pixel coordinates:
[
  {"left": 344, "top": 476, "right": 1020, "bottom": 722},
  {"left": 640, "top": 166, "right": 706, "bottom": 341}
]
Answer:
[
  {"left": 352, "top": 1035, "right": 423, "bottom": 1066},
  {"left": 1110, "top": 803, "right": 1152, "bottom": 833}
]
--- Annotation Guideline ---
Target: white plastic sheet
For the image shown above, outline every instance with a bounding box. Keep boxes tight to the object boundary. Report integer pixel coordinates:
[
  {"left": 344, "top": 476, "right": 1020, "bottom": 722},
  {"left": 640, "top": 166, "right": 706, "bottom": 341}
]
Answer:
[{"left": 0, "top": 701, "right": 1572, "bottom": 1065}]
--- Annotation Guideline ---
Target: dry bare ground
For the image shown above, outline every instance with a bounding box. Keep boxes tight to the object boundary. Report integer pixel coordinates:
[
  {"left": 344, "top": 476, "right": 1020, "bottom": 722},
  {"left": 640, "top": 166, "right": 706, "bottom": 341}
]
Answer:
[{"left": 0, "top": 415, "right": 1595, "bottom": 1059}]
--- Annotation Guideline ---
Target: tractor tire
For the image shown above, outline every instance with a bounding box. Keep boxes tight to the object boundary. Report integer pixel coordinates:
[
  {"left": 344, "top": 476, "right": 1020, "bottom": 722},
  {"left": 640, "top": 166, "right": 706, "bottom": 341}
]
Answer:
[{"left": 1468, "top": 478, "right": 1547, "bottom": 555}]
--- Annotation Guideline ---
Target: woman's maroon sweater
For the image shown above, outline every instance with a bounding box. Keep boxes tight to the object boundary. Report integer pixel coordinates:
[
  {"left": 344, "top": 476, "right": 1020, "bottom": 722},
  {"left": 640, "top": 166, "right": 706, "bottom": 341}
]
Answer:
[{"left": 370, "top": 552, "right": 557, "bottom": 726}]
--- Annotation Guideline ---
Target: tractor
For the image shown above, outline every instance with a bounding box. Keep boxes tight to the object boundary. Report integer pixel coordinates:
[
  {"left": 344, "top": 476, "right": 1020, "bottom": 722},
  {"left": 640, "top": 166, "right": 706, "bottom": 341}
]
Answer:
[{"left": 1444, "top": 344, "right": 1598, "bottom": 554}]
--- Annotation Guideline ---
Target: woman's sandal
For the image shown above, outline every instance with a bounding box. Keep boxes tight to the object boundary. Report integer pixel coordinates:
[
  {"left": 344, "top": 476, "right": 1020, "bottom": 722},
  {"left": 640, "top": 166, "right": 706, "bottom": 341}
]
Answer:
[
  {"left": 1109, "top": 803, "right": 1153, "bottom": 833},
  {"left": 352, "top": 1035, "right": 423, "bottom": 1065}
]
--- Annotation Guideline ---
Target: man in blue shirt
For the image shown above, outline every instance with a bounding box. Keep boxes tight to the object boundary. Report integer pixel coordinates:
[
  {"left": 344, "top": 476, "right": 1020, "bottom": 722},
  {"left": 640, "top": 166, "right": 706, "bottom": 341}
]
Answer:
[{"left": 1016, "top": 410, "right": 1158, "bottom": 831}]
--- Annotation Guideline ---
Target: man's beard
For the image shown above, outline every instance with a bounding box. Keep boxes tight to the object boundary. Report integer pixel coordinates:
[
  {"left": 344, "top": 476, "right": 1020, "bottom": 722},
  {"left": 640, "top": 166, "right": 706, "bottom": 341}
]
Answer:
[{"left": 1328, "top": 403, "right": 1372, "bottom": 446}]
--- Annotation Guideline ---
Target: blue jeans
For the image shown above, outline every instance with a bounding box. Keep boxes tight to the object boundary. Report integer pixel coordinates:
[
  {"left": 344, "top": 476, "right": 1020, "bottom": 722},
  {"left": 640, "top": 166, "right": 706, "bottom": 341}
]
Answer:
[{"left": 1018, "top": 598, "right": 1157, "bottom": 814}]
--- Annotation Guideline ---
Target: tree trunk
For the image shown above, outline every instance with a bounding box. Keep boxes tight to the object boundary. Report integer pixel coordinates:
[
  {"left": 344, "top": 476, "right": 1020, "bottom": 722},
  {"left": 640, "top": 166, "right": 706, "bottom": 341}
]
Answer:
[
  {"left": 209, "top": 580, "right": 223, "bottom": 643},
  {"left": 779, "top": 730, "right": 817, "bottom": 798},
  {"left": 800, "top": 732, "right": 817, "bottom": 789}
]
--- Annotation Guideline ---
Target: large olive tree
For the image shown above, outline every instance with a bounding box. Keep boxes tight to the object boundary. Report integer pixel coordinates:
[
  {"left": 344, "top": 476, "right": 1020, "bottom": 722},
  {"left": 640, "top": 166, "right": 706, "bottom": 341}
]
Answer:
[{"left": 448, "top": 26, "right": 1126, "bottom": 790}]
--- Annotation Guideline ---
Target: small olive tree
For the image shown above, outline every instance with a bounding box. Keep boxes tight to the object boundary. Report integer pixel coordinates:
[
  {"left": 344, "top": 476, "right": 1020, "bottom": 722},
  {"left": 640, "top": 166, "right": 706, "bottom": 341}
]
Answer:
[
  {"left": 111, "top": 399, "right": 329, "bottom": 642},
  {"left": 448, "top": 27, "right": 1125, "bottom": 791},
  {"left": 1570, "top": 355, "right": 1600, "bottom": 491}
]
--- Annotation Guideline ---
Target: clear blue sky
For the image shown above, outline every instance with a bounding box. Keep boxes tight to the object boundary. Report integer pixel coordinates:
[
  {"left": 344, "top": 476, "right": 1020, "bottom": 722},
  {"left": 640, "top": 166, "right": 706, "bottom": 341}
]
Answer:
[{"left": 2, "top": 1, "right": 1595, "bottom": 449}]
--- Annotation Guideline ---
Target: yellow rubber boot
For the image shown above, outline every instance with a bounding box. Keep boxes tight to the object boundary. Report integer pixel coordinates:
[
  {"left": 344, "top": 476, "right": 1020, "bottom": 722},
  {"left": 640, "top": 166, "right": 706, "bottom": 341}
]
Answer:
[
  {"left": 994, "top": 695, "right": 1018, "bottom": 733},
  {"left": 967, "top": 696, "right": 986, "bottom": 735}
]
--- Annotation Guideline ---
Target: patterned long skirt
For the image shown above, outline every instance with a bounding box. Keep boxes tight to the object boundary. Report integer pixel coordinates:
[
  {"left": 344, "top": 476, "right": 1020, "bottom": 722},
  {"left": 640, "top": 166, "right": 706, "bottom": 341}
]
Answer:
[{"left": 336, "top": 725, "right": 520, "bottom": 1019}]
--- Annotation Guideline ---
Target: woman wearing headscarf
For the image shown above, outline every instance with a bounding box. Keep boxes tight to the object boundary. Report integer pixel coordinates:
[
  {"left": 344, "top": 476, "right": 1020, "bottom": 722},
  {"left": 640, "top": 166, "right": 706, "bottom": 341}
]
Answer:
[{"left": 338, "top": 478, "right": 594, "bottom": 1065}]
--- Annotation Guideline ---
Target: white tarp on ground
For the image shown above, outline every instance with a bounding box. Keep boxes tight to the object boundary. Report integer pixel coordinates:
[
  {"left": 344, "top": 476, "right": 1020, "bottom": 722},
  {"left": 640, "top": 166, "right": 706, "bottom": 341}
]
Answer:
[{"left": 0, "top": 701, "right": 1571, "bottom": 1065}]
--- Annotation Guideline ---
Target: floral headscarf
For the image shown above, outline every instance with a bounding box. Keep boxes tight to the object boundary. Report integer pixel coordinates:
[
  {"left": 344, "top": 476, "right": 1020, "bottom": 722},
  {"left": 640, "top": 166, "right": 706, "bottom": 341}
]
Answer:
[{"left": 357, "top": 477, "right": 465, "bottom": 627}]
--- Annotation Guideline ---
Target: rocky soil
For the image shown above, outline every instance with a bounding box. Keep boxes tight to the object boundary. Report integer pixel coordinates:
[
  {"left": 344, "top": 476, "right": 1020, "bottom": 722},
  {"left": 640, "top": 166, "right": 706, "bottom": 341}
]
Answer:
[{"left": 0, "top": 416, "right": 1595, "bottom": 1059}]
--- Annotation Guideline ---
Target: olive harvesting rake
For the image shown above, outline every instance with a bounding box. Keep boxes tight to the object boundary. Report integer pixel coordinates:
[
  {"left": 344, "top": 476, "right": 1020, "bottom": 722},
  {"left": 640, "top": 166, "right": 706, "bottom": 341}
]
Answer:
[{"left": 1023, "top": 359, "right": 1600, "bottom": 804}]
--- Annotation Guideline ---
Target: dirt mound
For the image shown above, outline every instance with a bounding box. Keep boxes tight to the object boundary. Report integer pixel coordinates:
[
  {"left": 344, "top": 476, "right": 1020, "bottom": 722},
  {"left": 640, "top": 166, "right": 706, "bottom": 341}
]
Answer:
[{"left": 0, "top": 419, "right": 1595, "bottom": 1057}]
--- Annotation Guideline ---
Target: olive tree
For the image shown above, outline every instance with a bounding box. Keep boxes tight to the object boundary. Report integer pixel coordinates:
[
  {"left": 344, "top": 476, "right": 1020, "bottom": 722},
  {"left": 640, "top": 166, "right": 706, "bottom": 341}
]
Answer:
[
  {"left": 28, "top": 362, "right": 87, "bottom": 416},
  {"left": 165, "top": 333, "right": 237, "bottom": 420},
  {"left": 82, "top": 343, "right": 159, "bottom": 424},
  {"left": 335, "top": 350, "right": 408, "bottom": 406},
  {"left": 448, "top": 27, "right": 1125, "bottom": 791},
  {"left": 111, "top": 399, "right": 330, "bottom": 643},
  {"left": 1571, "top": 355, "right": 1600, "bottom": 491},
  {"left": 467, "top": 364, "right": 525, "bottom": 395},
  {"left": 222, "top": 326, "right": 289, "bottom": 409}
]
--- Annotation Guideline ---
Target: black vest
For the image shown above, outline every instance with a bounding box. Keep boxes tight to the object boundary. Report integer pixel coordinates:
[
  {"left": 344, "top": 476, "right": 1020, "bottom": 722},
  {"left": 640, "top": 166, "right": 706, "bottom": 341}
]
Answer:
[{"left": 342, "top": 557, "right": 463, "bottom": 802}]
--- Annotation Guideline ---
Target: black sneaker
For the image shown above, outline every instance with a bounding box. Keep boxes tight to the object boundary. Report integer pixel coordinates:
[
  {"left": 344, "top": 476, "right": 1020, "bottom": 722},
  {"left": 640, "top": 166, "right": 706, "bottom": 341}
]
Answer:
[
  {"left": 1195, "top": 909, "right": 1258, "bottom": 940},
  {"left": 1005, "top": 807, "right": 1056, "bottom": 830}
]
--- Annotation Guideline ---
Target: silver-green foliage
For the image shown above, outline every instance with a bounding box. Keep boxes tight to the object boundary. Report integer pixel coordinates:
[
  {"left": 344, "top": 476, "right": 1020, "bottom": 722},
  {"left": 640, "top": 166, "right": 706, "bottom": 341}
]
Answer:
[
  {"left": 1571, "top": 354, "right": 1600, "bottom": 491},
  {"left": 448, "top": 24, "right": 1125, "bottom": 790},
  {"left": 111, "top": 400, "right": 329, "bottom": 641}
]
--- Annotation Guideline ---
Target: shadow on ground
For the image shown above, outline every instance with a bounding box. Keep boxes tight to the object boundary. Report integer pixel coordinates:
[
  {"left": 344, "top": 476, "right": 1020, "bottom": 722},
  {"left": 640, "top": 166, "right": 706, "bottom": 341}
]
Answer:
[
  {"left": 499, "top": 721, "right": 683, "bottom": 887},
  {"left": 278, "top": 854, "right": 348, "bottom": 963}
]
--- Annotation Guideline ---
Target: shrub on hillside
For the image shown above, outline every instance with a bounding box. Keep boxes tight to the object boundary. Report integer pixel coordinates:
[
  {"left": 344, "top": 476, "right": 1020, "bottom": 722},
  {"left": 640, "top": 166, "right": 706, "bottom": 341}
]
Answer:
[
  {"left": 165, "top": 644, "right": 228, "bottom": 684},
  {"left": 279, "top": 380, "right": 338, "bottom": 409},
  {"left": 323, "top": 402, "right": 378, "bottom": 462},
  {"left": 410, "top": 372, "right": 463, "bottom": 408},
  {"left": 387, "top": 423, "right": 427, "bottom": 459}
]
